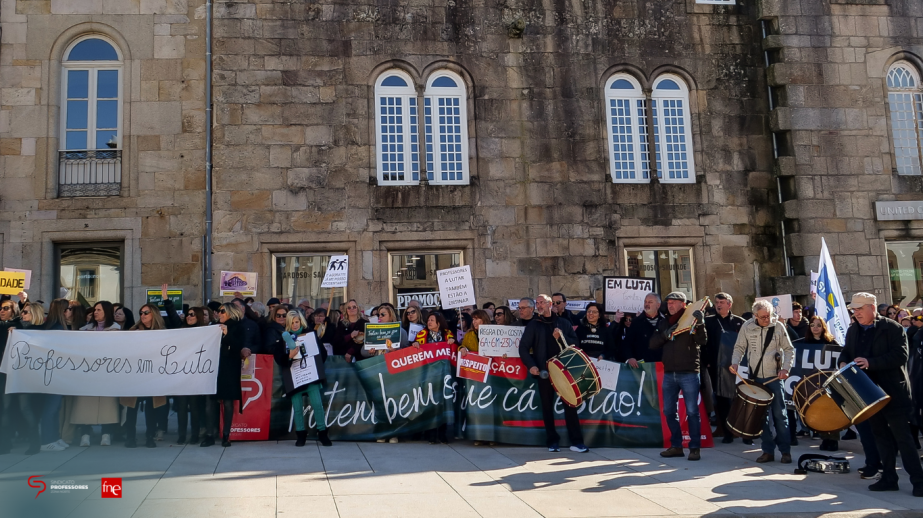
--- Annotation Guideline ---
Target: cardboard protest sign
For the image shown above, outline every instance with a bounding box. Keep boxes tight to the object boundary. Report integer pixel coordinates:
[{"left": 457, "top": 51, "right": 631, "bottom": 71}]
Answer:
[
  {"left": 477, "top": 325, "right": 524, "bottom": 357},
  {"left": 437, "top": 266, "right": 476, "bottom": 309},
  {"left": 755, "top": 294, "right": 793, "bottom": 320},
  {"left": 0, "top": 271, "right": 27, "bottom": 296},
  {"left": 590, "top": 358, "right": 621, "bottom": 391},
  {"left": 220, "top": 271, "right": 258, "bottom": 296},
  {"left": 603, "top": 277, "right": 655, "bottom": 313},
  {"left": 364, "top": 322, "right": 401, "bottom": 350},
  {"left": 457, "top": 353, "right": 492, "bottom": 383},
  {"left": 321, "top": 255, "right": 349, "bottom": 288},
  {"left": 507, "top": 299, "right": 520, "bottom": 310},
  {"left": 3, "top": 268, "right": 31, "bottom": 290}
]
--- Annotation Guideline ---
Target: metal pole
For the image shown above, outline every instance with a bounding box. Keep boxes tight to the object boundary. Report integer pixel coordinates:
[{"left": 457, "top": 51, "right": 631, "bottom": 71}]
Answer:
[{"left": 204, "top": 0, "right": 214, "bottom": 303}]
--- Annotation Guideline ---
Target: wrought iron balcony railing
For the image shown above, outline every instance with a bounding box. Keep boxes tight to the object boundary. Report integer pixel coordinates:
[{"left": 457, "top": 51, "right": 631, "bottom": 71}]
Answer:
[{"left": 58, "top": 150, "right": 121, "bottom": 197}]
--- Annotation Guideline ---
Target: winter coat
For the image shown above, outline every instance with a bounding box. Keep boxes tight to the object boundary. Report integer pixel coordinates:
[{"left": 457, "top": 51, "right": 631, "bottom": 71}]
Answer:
[
  {"left": 71, "top": 321, "right": 122, "bottom": 425},
  {"left": 840, "top": 316, "right": 912, "bottom": 408},
  {"left": 414, "top": 328, "right": 455, "bottom": 345},
  {"left": 214, "top": 319, "right": 246, "bottom": 401},
  {"left": 334, "top": 318, "right": 367, "bottom": 357},
  {"left": 786, "top": 318, "right": 809, "bottom": 342},
  {"left": 271, "top": 329, "right": 328, "bottom": 397},
  {"left": 649, "top": 308, "right": 707, "bottom": 373},
  {"left": 574, "top": 319, "right": 613, "bottom": 360},
  {"left": 732, "top": 318, "right": 795, "bottom": 379},
  {"left": 622, "top": 312, "right": 665, "bottom": 363},
  {"left": 518, "top": 314, "right": 578, "bottom": 374}
]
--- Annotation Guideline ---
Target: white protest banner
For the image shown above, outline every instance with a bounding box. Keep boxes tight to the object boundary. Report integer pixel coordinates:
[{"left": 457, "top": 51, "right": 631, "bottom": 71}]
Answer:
[
  {"left": 321, "top": 255, "right": 349, "bottom": 288},
  {"left": 755, "top": 294, "right": 793, "bottom": 320},
  {"left": 507, "top": 299, "right": 520, "bottom": 310},
  {"left": 1, "top": 327, "right": 221, "bottom": 396},
  {"left": 219, "top": 271, "right": 258, "bottom": 296},
  {"left": 437, "top": 265, "right": 476, "bottom": 309},
  {"left": 810, "top": 271, "right": 819, "bottom": 298},
  {"left": 603, "top": 277, "right": 655, "bottom": 313},
  {"left": 3, "top": 268, "right": 31, "bottom": 290},
  {"left": 566, "top": 300, "right": 593, "bottom": 311},
  {"left": 295, "top": 333, "right": 320, "bottom": 358},
  {"left": 590, "top": 358, "right": 620, "bottom": 391},
  {"left": 477, "top": 325, "right": 524, "bottom": 357},
  {"left": 408, "top": 323, "right": 424, "bottom": 338}
]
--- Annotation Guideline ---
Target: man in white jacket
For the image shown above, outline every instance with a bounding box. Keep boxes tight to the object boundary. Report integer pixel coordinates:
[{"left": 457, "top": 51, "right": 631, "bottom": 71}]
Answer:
[{"left": 730, "top": 299, "right": 795, "bottom": 464}]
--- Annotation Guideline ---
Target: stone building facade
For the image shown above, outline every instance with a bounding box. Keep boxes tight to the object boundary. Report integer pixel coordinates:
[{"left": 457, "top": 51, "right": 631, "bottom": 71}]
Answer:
[{"left": 1, "top": 0, "right": 922, "bottom": 312}]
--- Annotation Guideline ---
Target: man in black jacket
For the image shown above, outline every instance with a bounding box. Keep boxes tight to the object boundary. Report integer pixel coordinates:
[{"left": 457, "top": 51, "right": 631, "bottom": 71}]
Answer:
[
  {"left": 622, "top": 293, "right": 665, "bottom": 367},
  {"left": 786, "top": 302, "right": 809, "bottom": 342},
  {"left": 703, "top": 292, "right": 745, "bottom": 443},
  {"left": 551, "top": 293, "right": 575, "bottom": 326},
  {"left": 840, "top": 292, "right": 923, "bottom": 496},
  {"left": 519, "top": 294, "right": 585, "bottom": 453},
  {"left": 649, "top": 292, "right": 707, "bottom": 461}
]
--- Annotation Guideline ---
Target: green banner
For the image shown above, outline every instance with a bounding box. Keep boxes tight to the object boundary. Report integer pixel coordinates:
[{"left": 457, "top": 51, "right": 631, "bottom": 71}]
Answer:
[
  {"left": 364, "top": 322, "right": 402, "bottom": 348},
  {"left": 146, "top": 289, "right": 183, "bottom": 311},
  {"left": 268, "top": 352, "right": 665, "bottom": 448}
]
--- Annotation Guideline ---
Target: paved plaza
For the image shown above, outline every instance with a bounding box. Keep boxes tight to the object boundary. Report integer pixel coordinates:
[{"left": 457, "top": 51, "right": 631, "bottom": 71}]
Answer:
[{"left": 2, "top": 429, "right": 922, "bottom": 518}]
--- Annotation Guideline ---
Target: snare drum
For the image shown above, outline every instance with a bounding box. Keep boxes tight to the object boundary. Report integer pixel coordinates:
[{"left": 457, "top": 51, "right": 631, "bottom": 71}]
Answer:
[
  {"left": 726, "top": 383, "right": 773, "bottom": 439},
  {"left": 547, "top": 347, "right": 601, "bottom": 408},
  {"left": 792, "top": 371, "right": 851, "bottom": 432},
  {"left": 823, "top": 362, "right": 891, "bottom": 424}
]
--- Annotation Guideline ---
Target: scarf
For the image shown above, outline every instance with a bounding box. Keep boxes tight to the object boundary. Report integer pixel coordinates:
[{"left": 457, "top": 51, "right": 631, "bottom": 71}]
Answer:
[{"left": 668, "top": 308, "right": 684, "bottom": 326}]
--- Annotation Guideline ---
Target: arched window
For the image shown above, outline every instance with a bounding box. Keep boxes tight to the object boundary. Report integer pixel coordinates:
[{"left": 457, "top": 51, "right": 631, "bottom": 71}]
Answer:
[
  {"left": 374, "top": 70, "right": 419, "bottom": 184},
  {"left": 604, "top": 74, "right": 650, "bottom": 182},
  {"left": 651, "top": 75, "right": 695, "bottom": 182},
  {"left": 61, "top": 37, "right": 122, "bottom": 151},
  {"left": 887, "top": 62, "right": 923, "bottom": 175},
  {"left": 423, "top": 71, "right": 469, "bottom": 184}
]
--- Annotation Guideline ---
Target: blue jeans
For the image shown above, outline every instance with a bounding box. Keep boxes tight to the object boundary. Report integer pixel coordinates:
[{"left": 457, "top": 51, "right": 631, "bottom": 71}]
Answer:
[
  {"left": 662, "top": 372, "right": 701, "bottom": 449},
  {"left": 757, "top": 378, "right": 790, "bottom": 455},
  {"left": 40, "top": 394, "right": 63, "bottom": 445}
]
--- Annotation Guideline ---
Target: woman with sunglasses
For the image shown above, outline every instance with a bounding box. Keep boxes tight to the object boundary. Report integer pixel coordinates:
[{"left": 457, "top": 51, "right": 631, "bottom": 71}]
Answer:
[
  {"left": 1, "top": 302, "right": 47, "bottom": 454},
  {"left": 64, "top": 302, "right": 86, "bottom": 331},
  {"left": 201, "top": 303, "right": 250, "bottom": 448},
  {"left": 493, "top": 306, "right": 515, "bottom": 326},
  {"left": 401, "top": 305, "right": 426, "bottom": 336},
  {"left": 335, "top": 299, "right": 367, "bottom": 363},
  {"left": 120, "top": 304, "right": 170, "bottom": 448},
  {"left": 794, "top": 316, "right": 844, "bottom": 451},
  {"left": 272, "top": 310, "right": 332, "bottom": 447},
  {"left": 170, "top": 306, "right": 209, "bottom": 445},
  {"left": 73, "top": 301, "right": 121, "bottom": 447}
]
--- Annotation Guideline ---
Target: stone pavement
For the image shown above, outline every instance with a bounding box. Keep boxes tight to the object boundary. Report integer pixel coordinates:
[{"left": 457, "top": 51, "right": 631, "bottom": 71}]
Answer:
[{"left": 1, "top": 432, "right": 922, "bottom": 518}]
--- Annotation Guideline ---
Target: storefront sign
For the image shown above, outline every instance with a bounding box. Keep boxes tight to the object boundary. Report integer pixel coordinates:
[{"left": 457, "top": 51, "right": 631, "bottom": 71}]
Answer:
[
  {"left": 477, "top": 325, "right": 524, "bottom": 357},
  {"left": 364, "top": 322, "right": 402, "bottom": 350},
  {"left": 603, "top": 276, "right": 654, "bottom": 313},
  {"left": 2, "top": 268, "right": 31, "bottom": 290},
  {"left": 219, "top": 271, "right": 258, "bottom": 296},
  {"left": 321, "top": 255, "right": 349, "bottom": 288},
  {"left": 397, "top": 291, "right": 441, "bottom": 309},
  {"left": 437, "top": 265, "right": 476, "bottom": 309},
  {"left": 0, "top": 271, "right": 27, "bottom": 296},
  {"left": 876, "top": 201, "right": 923, "bottom": 221}
]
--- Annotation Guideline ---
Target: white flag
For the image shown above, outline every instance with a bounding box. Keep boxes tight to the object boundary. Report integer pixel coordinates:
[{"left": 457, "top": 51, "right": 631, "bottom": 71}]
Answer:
[{"left": 815, "top": 238, "right": 851, "bottom": 343}]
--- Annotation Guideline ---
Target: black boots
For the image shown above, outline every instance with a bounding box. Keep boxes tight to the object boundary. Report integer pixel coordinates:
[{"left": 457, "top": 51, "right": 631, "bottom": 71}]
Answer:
[
  {"left": 318, "top": 430, "right": 332, "bottom": 447},
  {"left": 221, "top": 434, "right": 231, "bottom": 447},
  {"left": 295, "top": 431, "right": 307, "bottom": 447},
  {"left": 199, "top": 435, "right": 215, "bottom": 447}
]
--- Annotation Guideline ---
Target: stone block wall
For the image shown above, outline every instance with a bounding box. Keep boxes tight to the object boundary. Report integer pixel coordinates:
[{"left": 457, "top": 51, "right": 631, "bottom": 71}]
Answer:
[
  {"left": 211, "top": 0, "right": 779, "bottom": 306},
  {"left": 0, "top": 0, "right": 207, "bottom": 306}
]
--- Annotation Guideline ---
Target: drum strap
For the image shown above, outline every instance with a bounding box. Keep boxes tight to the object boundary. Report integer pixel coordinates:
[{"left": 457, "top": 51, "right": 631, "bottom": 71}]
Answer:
[{"left": 751, "top": 326, "right": 775, "bottom": 379}]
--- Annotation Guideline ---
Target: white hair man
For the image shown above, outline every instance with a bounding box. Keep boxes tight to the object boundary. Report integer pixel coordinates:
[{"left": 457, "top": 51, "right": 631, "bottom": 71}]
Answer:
[{"left": 731, "top": 299, "right": 795, "bottom": 464}]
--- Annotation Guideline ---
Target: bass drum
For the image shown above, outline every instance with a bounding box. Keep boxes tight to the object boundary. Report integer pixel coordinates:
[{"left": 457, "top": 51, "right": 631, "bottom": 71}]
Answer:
[
  {"left": 726, "top": 383, "right": 773, "bottom": 439},
  {"left": 547, "top": 347, "right": 601, "bottom": 408},
  {"left": 792, "top": 371, "right": 850, "bottom": 433}
]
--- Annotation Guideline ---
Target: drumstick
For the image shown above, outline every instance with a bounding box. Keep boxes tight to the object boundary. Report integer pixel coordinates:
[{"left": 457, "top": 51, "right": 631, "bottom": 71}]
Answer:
[
  {"left": 763, "top": 376, "right": 781, "bottom": 384},
  {"left": 731, "top": 367, "right": 752, "bottom": 387}
]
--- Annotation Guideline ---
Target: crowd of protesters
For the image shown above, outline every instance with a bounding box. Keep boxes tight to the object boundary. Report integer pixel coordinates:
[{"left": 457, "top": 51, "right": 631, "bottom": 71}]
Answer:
[{"left": 1, "top": 286, "right": 922, "bottom": 478}]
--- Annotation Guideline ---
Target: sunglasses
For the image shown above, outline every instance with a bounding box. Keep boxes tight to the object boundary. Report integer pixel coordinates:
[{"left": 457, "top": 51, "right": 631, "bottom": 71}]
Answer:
[
  {"left": 65, "top": 307, "right": 74, "bottom": 312},
  {"left": 187, "top": 313, "right": 196, "bottom": 317},
  {"left": 406, "top": 309, "right": 417, "bottom": 314},
  {"left": 140, "top": 310, "right": 152, "bottom": 316},
  {"left": 218, "top": 309, "right": 227, "bottom": 314},
  {"left": 22, "top": 311, "right": 31, "bottom": 315},
  {"left": 275, "top": 313, "right": 286, "bottom": 319},
  {"left": 553, "top": 301, "right": 565, "bottom": 305},
  {"left": 347, "top": 306, "right": 358, "bottom": 310},
  {"left": 0, "top": 306, "right": 12, "bottom": 311},
  {"left": 378, "top": 312, "right": 389, "bottom": 317}
]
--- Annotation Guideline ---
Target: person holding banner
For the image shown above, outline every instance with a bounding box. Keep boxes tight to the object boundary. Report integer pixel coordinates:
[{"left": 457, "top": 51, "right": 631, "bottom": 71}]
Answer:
[
  {"left": 519, "top": 294, "right": 586, "bottom": 453},
  {"left": 37, "top": 300, "right": 70, "bottom": 452},
  {"left": 362, "top": 304, "right": 409, "bottom": 358},
  {"left": 796, "top": 316, "right": 844, "bottom": 452},
  {"left": 731, "top": 300, "right": 794, "bottom": 464},
  {"left": 414, "top": 312, "right": 455, "bottom": 346},
  {"left": 516, "top": 297, "right": 535, "bottom": 326},
  {"left": 401, "top": 305, "right": 426, "bottom": 335},
  {"left": 272, "top": 310, "right": 332, "bottom": 447},
  {"left": 649, "top": 292, "right": 707, "bottom": 461},
  {"left": 575, "top": 303, "right": 612, "bottom": 361},
  {"left": 840, "top": 293, "right": 923, "bottom": 495},
  {"left": 201, "top": 303, "right": 249, "bottom": 448},
  {"left": 73, "top": 301, "right": 122, "bottom": 447},
  {"left": 459, "top": 310, "right": 491, "bottom": 356},
  {"left": 123, "top": 304, "right": 170, "bottom": 448},
  {"left": 174, "top": 306, "right": 209, "bottom": 445},
  {"left": 335, "top": 300, "right": 367, "bottom": 363},
  {"left": 1, "top": 301, "right": 47, "bottom": 455}
]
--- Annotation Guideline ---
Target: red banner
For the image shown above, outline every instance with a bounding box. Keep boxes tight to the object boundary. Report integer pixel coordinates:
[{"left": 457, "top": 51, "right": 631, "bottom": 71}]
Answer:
[
  {"left": 221, "top": 354, "right": 274, "bottom": 441},
  {"left": 487, "top": 356, "right": 528, "bottom": 380},
  {"left": 655, "top": 363, "right": 715, "bottom": 449},
  {"left": 384, "top": 342, "right": 454, "bottom": 374},
  {"left": 456, "top": 353, "right": 492, "bottom": 383}
]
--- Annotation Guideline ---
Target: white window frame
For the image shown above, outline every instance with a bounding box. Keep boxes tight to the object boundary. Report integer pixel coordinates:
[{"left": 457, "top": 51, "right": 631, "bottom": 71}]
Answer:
[
  {"left": 652, "top": 74, "right": 696, "bottom": 183},
  {"left": 886, "top": 62, "right": 923, "bottom": 176},
  {"left": 374, "top": 70, "right": 420, "bottom": 185},
  {"left": 60, "top": 36, "right": 123, "bottom": 152},
  {"left": 604, "top": 74, "right": 649, "bottom": 184},
  {"left": 423, "top": 71, "right": 470, "bottom": 185}
]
